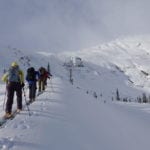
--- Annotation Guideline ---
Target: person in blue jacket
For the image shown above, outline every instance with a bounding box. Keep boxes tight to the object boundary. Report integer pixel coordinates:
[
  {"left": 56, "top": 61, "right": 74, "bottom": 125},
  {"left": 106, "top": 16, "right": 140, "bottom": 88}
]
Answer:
[{"left": 26, "top": 67, "right": 39, "bottom": 103}]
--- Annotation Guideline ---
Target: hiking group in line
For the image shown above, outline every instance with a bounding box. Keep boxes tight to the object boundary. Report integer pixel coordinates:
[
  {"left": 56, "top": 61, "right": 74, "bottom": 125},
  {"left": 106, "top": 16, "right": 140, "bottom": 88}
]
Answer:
[{"left": 1, "top": 61, "right": 52, "bottom": 119}]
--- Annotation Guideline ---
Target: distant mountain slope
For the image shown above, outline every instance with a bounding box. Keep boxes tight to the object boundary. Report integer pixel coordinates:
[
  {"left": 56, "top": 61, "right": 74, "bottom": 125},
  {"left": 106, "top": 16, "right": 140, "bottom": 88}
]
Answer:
[
  {"left": 59, "top": 36, "right": 150, "bottom": 92},
  {"left": 1, "top": 36, "right": 150, "bottom": 101}
]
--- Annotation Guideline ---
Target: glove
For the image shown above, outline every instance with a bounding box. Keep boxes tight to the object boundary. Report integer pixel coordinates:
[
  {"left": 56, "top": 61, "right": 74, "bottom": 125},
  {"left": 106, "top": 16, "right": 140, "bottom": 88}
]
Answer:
[{"left": 21, "top": 83, "right": 25, "bottom": 88}]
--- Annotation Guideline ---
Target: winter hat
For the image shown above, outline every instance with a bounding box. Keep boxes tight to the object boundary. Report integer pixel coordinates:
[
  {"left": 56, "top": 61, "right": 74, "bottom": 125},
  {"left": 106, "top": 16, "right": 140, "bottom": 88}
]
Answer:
[{"left": 11, "top": 62, "right": 18, "bottom": 67}]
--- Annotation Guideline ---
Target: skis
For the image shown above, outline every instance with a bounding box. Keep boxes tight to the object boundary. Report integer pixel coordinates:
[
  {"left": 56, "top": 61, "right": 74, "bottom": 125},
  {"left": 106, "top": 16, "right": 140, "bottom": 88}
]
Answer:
[
  {"left": 0, "top": 90, "right": 45, "bottom": 127},
  {"left": 37, "top": 91, "right": 43, "bottom": 96},
  {"left": 0, "top": 110, "right": 19, "bottom": 127}
]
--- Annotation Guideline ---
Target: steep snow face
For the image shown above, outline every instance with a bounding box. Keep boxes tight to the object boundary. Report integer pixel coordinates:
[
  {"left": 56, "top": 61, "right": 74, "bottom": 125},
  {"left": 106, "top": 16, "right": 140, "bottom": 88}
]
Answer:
[{"left": 59, "top": 36, "right": 150, "bottom": 94}]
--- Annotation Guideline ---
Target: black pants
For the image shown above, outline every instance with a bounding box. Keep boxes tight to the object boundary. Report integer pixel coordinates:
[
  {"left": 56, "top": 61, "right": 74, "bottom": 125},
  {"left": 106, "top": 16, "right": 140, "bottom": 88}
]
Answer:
[
  {"left": 6, "top": 82, "right": 22, "bottom": 113},
  {"left": 29, "top": 82, "right": 37, "bottom": 99}
]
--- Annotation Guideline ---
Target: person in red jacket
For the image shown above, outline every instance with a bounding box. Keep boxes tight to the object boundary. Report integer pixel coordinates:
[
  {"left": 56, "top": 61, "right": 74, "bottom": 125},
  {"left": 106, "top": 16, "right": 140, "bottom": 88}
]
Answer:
[{"left": 38, "top": 67, "right": 52, "bottom": 92}]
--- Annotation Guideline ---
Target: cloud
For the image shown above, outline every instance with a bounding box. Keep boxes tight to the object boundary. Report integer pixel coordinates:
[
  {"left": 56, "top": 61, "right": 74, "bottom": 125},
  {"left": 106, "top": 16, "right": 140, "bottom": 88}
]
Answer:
[{"left": 0, "top": 0, "right": 150, "bottom": 52}]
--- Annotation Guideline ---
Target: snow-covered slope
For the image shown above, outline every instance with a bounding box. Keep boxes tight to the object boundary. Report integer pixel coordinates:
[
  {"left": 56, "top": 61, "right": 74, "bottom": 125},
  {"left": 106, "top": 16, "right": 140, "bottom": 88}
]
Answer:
[
  {"left": 1, "top": 76, "right": 150, "bottom": 150},
  {"left": 57, "top": 36, "right": 150, "bottom": 98},
  {"left": 1, "top": 36, "right": 150, "bottom": 149},
  {"left": 1, "top": 36, "right": 150, "bottom": 101}
]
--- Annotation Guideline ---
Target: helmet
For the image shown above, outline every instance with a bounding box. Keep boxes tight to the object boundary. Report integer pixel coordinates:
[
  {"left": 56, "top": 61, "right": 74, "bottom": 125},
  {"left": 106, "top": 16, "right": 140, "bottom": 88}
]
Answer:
[{"left": 11, "top": 62, "right": 18, "bottom": 67}]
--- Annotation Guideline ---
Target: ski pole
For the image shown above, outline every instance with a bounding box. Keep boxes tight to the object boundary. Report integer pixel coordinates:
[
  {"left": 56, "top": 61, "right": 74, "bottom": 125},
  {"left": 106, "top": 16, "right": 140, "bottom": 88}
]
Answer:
[
  {"left": 22, "top": 88, "right": 31, "bottom": 116},
  {"left": 3, "top": 84, "right": 7, "bottom": 110}
]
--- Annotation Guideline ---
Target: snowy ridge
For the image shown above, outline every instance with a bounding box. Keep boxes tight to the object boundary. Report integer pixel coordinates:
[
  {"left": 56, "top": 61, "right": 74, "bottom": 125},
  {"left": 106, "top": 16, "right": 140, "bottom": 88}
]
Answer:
[
  {"left": 1, "top": 36, "right": 150, "bottom": 149},
  {"left": 1, "top": 37, "right": 150, "bottom": 100},
  {"left": 59, "top": 36, "right": 150, "bottom": 94}
]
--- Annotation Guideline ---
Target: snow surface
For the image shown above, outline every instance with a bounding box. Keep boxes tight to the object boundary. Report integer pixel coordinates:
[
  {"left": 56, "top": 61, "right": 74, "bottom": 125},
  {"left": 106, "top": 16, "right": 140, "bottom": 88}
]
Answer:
[
  {"left": 1, "top": 77, "right": 150, "bottom": 150},
  {"left": 1, "top": 37, "right": 150, "bottom": 149}
]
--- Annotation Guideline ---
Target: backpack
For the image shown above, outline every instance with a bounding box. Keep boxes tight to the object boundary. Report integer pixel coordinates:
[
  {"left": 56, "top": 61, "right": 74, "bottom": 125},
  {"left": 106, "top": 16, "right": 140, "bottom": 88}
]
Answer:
[
  {"left": 26, "top": 67, "right": 36, "bottom": 81},
  {"left": 39, "top": 67, "right": 46, "bottom": 77},
  {"left": 8, "top": 66, "right": 20, "bottom": 82}
]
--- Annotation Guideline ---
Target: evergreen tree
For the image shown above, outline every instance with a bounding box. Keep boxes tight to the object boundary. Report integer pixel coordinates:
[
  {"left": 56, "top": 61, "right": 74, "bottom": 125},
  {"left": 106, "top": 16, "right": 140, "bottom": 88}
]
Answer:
[
  {"left": 123, "top": 98, "right": 127, "bottom": 102},
  {"left": 93, "top": 92, "right": 97, "bottom": 98},
  {"left": 116, "top": 89, "right": 120, "bottom": 101},
  {"left": 69, "top": 68, "right": 73, "bottom": 84},
  {"left": 137, "top": 96, "right": 142, "bottom": 103},
  {"left": 47, "top": 62, "right": 50, "bottom": 73},
  {"left": 142, "top": 93, "right": 148, "bottom": 103}
]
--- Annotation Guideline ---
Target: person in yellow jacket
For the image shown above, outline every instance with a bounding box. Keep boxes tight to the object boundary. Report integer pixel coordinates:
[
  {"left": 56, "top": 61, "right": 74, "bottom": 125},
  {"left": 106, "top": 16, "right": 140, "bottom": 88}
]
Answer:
[{"left": 1, "top": 62, "right": 25, "bottom": 119}]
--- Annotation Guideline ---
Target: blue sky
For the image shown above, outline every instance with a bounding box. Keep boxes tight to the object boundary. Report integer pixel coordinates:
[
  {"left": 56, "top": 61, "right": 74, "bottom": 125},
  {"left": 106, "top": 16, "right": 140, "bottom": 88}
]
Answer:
[{"left": 0, "top": 0, "right": 150, "bottom": 52}]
